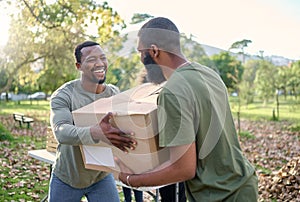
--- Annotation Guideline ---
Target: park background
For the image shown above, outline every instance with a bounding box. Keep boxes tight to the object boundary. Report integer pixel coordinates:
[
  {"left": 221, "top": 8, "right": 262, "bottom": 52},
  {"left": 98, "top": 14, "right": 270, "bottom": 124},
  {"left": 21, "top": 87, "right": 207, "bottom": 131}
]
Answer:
[{"left": 0, "top": 0, "right": 299, "bottom": 201}]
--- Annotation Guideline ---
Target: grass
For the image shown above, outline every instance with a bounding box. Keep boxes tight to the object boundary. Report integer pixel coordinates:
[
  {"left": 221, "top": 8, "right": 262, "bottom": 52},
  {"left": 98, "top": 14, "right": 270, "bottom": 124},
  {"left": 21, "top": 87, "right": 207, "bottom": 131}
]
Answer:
[
  {"left": 229, "top": 95, "right": 300, "bottom": 123},
  {"left": 0, "top": 124, "right": 13, "bottom": 141},
  {"left": 1, "top": 95, "right": 299, "bottom": 124},
  {"left": 239, "top": 131, "right": 255, "bottom": 139},
  {"left": 0, "top": 100, "right": 50, "bottom": 122},
  {"left": 256, "top": 165, "right": 272, "bottom": 175}
]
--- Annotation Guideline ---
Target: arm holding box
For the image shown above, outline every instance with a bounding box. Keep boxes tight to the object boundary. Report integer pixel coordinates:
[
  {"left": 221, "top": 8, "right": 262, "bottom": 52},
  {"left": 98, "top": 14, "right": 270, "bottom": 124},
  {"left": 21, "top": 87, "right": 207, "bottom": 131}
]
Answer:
[
  {"left": 50, "top": 89, "right": 136, "bottom": 152},
  {"left": 118, "top": 142, "right": 196, "bottom": 187}
]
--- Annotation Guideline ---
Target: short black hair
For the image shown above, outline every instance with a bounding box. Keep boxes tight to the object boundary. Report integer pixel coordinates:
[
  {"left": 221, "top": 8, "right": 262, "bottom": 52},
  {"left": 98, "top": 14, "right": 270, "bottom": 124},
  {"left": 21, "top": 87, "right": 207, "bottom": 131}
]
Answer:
[
  {"left": 138, "top": 17, "right": 181, "bottom": 53},
  {"left": 140, "top": 17, "right": 179, "bottom": 33},
  {"left": 74, "top": 41, "right": 100, "bottom": 63}
]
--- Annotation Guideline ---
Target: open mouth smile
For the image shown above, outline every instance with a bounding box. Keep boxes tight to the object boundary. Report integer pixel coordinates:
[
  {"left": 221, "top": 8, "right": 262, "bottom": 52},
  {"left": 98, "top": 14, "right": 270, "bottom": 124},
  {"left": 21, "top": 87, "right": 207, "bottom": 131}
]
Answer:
[
  {"left": 94, "top": 69, "right": 105, "bottom": 73},
  {"left": 92, "top": 66, "right": 106, "bottom": 75}
]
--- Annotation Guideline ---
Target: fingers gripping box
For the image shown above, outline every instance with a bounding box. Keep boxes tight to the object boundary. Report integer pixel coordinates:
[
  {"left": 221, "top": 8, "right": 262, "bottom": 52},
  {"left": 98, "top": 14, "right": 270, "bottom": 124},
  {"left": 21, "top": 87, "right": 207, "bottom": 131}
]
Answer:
[{"left": 72, "top": 83, "right": 169, "bottom": 177}]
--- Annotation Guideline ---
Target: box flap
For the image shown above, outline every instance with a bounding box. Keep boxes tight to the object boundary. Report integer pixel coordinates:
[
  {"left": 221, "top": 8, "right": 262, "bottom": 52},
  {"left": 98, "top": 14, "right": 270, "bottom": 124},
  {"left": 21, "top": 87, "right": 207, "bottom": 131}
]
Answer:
[
  {"left": 72, "top": 82, "right": 163, "bottom": 115},
  {"left": 72, "top": 83, "right": 162, "bottom": 139},
  {"left": 80, "top": 144, "right": 169, "bottom": 175}
]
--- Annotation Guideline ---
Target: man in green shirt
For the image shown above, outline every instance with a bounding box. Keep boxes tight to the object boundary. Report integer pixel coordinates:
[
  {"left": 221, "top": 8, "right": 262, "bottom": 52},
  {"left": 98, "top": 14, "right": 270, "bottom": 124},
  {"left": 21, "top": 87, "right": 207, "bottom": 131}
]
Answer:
[
  {"left": 49, "top": 41, "right": 137, "bottom": 201},
  {"left": 119, "top": 17, "right": 258, "bottom": 201}
]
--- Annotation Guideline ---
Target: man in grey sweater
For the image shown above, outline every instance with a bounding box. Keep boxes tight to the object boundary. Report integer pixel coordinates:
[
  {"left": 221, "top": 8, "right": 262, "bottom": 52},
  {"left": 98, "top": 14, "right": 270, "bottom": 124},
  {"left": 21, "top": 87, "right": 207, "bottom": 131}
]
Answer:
[{"left": 49, "top": 41, "right": 137, "bottom": 202}]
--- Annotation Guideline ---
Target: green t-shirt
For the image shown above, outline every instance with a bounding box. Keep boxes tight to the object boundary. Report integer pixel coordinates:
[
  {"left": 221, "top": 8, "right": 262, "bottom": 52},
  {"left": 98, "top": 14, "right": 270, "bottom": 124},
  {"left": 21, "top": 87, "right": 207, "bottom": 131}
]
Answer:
[
  {"left": 50, "top": 79, "right": 119, "bottom": 188},
  {"left": 158, "top": 63, "right": 255, "bottom": 201}
]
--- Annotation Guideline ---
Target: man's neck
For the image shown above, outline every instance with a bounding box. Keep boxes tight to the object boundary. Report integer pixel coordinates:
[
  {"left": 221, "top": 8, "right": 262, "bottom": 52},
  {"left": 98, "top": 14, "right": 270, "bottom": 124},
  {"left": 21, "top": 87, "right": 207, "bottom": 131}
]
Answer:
[
  {"left": 162, "top": 56, "right": 189, "bottom": 79},
  {"left": 80, "top": 79, "right": 106, "bottom": 94}
]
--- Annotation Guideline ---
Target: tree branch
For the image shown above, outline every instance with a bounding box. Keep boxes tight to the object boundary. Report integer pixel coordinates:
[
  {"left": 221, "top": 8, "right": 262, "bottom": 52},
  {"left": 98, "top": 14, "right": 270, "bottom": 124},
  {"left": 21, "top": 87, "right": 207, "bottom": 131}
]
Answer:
[{"left": 21, "top": 0, "right": 60, "bottom": 29}]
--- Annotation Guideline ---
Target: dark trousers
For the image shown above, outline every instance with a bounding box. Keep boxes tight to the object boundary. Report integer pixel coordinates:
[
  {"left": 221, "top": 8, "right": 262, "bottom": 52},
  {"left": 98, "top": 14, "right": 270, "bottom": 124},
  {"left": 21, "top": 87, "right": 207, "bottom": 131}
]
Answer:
[
  {"left": 122, "top": 186, "right": 143, "bottom": 202},
  {"left": 159, "top": 182, "right": 186, "bottom": 202}
]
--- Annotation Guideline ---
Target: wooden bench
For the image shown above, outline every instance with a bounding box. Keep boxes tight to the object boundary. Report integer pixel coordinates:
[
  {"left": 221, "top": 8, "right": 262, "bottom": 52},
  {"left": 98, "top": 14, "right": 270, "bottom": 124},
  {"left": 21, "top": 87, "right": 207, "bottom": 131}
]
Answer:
[{"left": 13, "top": 113, "right": 34, "bottom": 129}]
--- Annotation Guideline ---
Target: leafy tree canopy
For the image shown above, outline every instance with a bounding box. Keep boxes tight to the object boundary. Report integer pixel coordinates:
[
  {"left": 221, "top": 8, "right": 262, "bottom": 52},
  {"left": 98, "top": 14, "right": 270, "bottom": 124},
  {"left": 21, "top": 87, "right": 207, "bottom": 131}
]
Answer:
[
  {"left": 0, "top": 0, "right": 125, "bottom": 94},
  {"left": 210, "top": 51, "right": 244, "bottom": 91}
]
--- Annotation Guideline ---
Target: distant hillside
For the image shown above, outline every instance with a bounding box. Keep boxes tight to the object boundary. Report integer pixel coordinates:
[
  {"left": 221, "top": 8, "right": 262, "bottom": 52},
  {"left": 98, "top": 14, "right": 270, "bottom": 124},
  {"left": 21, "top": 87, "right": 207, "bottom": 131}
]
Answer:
[
  {"left": 200, "top": 44, "right": 293, "bottom": 66},
  {"left": 118, "top": 32, "right": 294, "bottom": 66},
  {"left": 199, "top": 44, "right": 224, "bottom": 56}
]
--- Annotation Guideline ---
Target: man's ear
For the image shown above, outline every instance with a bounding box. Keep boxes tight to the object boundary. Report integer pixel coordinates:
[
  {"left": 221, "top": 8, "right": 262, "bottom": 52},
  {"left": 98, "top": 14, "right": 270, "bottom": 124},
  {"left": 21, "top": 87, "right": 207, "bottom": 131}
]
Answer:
[
  {"left": 75, "top": 62, "right": 81, "bottom": 70},
  {"left": 150, "top": 44, "right": 159, "bottom": 58}
]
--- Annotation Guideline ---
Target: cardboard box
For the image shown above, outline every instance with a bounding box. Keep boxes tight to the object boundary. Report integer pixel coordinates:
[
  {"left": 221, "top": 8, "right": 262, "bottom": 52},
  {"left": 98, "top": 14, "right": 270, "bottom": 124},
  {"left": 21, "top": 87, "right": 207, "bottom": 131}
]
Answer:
[{"left": 72, "top": 83, "right": 169, "bottom": 177}]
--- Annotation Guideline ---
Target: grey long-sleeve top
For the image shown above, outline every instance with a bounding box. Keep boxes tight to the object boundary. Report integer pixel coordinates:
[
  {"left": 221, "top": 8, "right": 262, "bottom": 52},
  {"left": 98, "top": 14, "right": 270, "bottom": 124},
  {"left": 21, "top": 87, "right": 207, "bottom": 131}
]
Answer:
[{"left": 50, "top": 79, "right": 119, "bottom": 188}]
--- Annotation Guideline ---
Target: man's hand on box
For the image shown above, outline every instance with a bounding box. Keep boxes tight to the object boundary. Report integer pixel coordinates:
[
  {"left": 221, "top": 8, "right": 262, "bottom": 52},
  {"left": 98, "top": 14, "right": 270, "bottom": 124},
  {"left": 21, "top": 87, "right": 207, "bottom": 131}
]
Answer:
[{"left": 90, "top": 112, "right": 137, "bottom": 152}]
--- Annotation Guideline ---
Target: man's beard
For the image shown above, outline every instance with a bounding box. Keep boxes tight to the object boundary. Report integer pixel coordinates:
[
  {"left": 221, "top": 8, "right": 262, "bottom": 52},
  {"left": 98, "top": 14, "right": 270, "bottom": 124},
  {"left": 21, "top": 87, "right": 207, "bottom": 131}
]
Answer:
[
  {"left": 143, "top": 52, "right": 166, "bottom": 84},
  {"left": 98, "top": 76, "right": 106, "bottom": 84}
]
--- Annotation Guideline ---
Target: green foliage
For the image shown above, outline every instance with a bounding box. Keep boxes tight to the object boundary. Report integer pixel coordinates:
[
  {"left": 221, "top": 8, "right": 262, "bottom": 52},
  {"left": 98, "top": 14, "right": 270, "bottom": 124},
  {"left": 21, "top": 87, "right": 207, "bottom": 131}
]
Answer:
[
  {"left": 277, "top": 65, "right": 292, "bottom": 97},
  {"left": 229, "top": 39, "right": 252, "bottom": 64},
  {"left": 287, "top": 123, "right": 300, "bottom": 132},
  {"left": 1, "top": 0, "right": 126, "bottom": 95},
  {"left": 254, "top": 60, "right": 278, "bottom": 104},
  {"left": 239, "top": 60, "right": 260, "bottom": 105},
  {"left": 256, "top": 165, "right": 272, "bottom": 175},
  {"left": 108, "top": 54, "right": 143, "bottom": 91},
  {"left": 101, "top": 31, "right": 144, "bottom": 91},
  {"left": 229, "top": 39, "right": 252, "bottom": 53},
  {"left": 130, "top": 13, "right": 154, "bottom": 24},
  {"left": 0, "top": 123, "right": 13, "bottom": 141},
  {"left": 210, "top": 51, "right": 244, "bottom": 91},
  {"left": 181, "top": 34, "right": 214, "bottom": 68},
  {"left": 239, "top": 130, "right": 255, "bottom": 139},
  {"left": 0, "top": 69, "right": 9, "bottom": 91},
  {"left": 289, "top": 60, "right": 300, "bottom": 98}
]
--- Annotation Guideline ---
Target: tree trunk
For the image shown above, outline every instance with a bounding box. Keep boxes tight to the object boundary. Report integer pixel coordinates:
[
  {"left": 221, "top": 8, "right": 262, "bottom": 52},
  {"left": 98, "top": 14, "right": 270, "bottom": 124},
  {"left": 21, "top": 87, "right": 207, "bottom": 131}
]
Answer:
[{"left": 276, "top": 93, "right": 279, "bottom": 120}]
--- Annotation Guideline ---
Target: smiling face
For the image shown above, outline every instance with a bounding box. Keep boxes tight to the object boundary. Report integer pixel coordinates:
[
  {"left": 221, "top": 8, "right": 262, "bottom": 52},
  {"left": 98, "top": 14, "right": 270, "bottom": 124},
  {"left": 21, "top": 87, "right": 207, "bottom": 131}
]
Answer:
[{"left": 77, "top": 45, "right": 108, "bottom": 85}]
